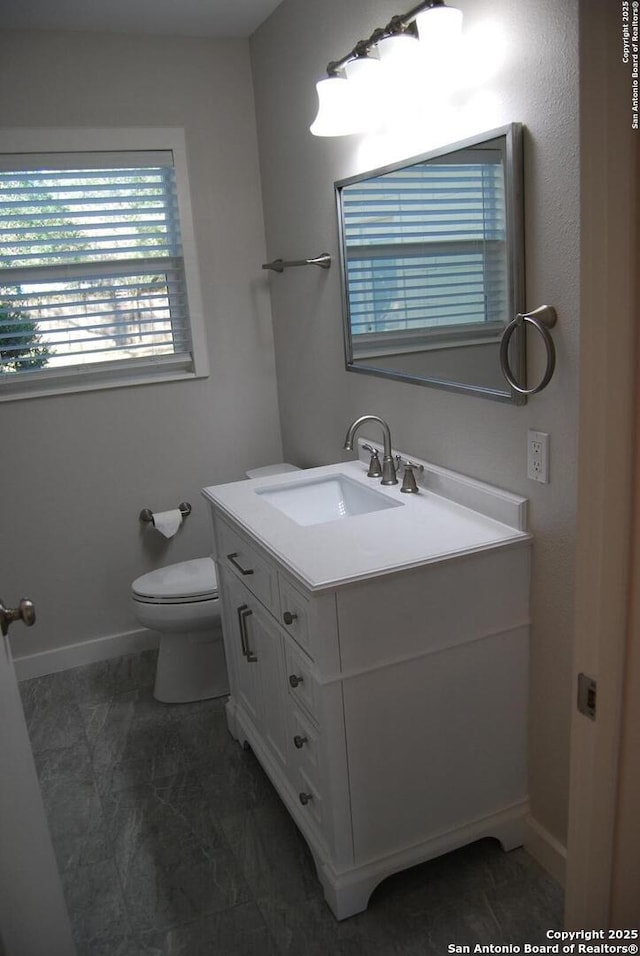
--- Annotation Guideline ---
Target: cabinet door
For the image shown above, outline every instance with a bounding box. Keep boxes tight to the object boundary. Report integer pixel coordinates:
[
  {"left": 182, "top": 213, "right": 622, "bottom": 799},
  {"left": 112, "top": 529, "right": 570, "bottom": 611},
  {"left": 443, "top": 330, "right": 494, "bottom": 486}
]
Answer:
[
  {"left": 219, "top": 568, "right": 289, "bottom": 775},
  {"left": 220, "top": 569, "right": 262, "bottom": 728},
  {"left": 250, "top": 604, "right": 290, "bottom": 773}
]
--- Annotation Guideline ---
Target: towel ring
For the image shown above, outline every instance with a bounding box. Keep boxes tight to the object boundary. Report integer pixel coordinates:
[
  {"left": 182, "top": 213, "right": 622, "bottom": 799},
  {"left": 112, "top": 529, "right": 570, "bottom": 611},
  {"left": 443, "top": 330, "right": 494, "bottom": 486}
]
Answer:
[{"left": 500, "top": 305, "right": 558, "bottom": 395}]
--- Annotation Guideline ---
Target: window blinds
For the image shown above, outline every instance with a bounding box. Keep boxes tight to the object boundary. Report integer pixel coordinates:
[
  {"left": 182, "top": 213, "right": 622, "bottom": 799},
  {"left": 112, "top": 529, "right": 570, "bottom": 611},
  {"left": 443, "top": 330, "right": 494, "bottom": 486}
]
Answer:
[
  {"left": 0, "top": 153, "right": 192, "bottom": 377},
  {"left": 341, "top": 156, "right": 507, "bottom": 336}
]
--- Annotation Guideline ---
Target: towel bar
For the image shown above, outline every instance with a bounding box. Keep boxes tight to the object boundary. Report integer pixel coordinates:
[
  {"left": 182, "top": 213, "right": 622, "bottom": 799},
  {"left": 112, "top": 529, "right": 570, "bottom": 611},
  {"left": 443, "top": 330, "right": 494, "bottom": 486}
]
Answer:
[{"left": 262, "top": 253, "right": 331, "bottom": 273}]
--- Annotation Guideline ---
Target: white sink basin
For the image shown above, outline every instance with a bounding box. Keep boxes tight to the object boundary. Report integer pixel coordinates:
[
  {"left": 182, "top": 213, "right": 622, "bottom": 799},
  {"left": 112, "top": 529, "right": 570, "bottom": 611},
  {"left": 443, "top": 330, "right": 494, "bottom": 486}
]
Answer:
[{"left": 256, "top": 473, "right": 403, "bottom": 527}]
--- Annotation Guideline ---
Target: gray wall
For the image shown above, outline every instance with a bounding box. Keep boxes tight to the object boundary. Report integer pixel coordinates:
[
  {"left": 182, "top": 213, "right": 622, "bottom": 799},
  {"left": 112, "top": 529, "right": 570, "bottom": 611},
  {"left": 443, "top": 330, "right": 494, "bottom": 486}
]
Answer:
[
  {"left": 0, "top": 31, "right": 283, "bottom": 658},
  {"left": 251, "top": 0, "right": 579, "bottom": 848}
]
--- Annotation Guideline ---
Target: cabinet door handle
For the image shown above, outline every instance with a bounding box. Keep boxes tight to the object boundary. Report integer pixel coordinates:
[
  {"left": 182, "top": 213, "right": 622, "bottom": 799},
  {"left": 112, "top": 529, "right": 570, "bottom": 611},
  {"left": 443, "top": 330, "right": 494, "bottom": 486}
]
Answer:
[
  {"left": 293, "top": 735, "right": 308, "bottom": 749},
  {"left": 289, "top": 674, "right": 304, "bottom": 688},
  {"left": 299, "top": 791, "right": 313, "bottom": 806},
  {"left": 283, "top": 610, "right": 298, "bottom": 626},
  {"left": 227, "top": 552, "right": 254, "bottom": 576},
  {"left": 237, "top": 604, "right": 258, "bottom": 662}
]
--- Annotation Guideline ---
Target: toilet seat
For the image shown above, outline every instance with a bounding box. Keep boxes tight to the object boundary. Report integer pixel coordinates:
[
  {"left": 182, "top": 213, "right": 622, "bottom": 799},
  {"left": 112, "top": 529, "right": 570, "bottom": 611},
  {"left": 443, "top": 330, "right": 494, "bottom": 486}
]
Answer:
[{"left": 132, "top": 558, "right": 218, "bottom": 605}]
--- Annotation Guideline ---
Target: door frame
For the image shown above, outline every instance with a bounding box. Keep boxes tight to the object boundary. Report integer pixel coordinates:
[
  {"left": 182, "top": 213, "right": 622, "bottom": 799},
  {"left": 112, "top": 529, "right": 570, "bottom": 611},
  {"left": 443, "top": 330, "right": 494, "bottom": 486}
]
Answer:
[{"left": 565, "top": 0, "right": 640, "bottom": 928}]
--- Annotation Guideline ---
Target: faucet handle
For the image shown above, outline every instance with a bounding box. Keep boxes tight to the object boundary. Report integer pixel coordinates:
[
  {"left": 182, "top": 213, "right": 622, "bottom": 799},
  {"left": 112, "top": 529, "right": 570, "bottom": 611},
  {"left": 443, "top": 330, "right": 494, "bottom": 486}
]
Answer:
[
  {"left": 362, "top": 443, "right": 383, "bottom": 477},
  {"left": 395, "top": 457, "right": 424, "bottom": 494}
]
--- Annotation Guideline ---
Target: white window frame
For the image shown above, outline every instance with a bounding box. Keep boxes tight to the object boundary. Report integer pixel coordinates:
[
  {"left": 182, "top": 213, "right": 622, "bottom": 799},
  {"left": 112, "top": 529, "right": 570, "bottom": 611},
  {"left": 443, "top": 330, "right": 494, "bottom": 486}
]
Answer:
[{"left": 0, "top": 127, "right": 209, "bottom": 401}]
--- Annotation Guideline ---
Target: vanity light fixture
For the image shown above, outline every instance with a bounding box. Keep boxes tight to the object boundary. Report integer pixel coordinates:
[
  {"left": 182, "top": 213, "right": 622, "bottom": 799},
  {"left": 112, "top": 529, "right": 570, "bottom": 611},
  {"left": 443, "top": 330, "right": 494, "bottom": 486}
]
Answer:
[{"left": 310, "top": 0, "right": 463, "bottom": 137}]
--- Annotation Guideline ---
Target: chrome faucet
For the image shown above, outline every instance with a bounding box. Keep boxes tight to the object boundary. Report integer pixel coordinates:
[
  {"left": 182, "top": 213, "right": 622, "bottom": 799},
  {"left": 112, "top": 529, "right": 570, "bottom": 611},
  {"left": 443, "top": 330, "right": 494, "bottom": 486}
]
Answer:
[{"left": 343, "top": 415, "right": 398, "bottom": 485}]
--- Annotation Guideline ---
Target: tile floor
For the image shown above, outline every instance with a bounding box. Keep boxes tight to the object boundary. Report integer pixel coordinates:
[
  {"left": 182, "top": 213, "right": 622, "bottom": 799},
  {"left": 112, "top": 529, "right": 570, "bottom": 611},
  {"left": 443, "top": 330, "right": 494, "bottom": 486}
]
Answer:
[{"left": 20, "top": 650, "right": 564, "bottom": 955}]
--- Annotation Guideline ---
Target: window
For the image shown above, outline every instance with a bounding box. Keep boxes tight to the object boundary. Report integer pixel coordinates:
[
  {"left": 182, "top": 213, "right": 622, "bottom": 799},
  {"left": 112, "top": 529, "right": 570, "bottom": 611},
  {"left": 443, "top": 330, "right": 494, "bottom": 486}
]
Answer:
[{"left": 0, "top": 129, "right": 207, "bottom": 400}]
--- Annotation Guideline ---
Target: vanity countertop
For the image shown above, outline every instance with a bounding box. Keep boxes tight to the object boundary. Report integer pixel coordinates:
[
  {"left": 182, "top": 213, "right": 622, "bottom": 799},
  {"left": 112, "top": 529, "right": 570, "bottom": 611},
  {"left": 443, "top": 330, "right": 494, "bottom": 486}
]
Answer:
[{"left": 202, "top": 456, "right": 531, "bottom": 592}]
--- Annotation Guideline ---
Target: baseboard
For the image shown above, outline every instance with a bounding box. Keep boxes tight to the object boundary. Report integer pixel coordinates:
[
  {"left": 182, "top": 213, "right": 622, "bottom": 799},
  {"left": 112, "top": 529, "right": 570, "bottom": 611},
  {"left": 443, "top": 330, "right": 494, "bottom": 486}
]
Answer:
[
  {"left": 524, "top": 814, "right": 567, "bottom": 887},
  {"left": 13, "top": 628, "right": 159, "bottom": 681}
]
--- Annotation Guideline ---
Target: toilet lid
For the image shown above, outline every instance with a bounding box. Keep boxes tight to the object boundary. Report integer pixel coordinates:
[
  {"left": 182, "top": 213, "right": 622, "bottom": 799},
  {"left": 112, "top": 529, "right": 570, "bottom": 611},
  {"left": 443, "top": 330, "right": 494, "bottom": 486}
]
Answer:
[{"left": 132, "top": 558, "right": 218, "bottom": 602}]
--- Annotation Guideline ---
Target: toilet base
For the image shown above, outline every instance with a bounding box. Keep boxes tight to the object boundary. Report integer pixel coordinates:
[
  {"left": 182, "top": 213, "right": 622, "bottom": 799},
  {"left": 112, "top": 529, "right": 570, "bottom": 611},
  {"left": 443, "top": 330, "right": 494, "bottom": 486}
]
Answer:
[{"left": 153, "top": 625, "right": 229, "bottom": 703}]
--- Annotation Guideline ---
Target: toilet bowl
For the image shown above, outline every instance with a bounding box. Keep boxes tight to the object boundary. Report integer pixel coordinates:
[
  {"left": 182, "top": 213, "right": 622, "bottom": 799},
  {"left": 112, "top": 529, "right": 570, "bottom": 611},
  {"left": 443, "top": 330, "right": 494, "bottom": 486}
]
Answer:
[
  {"left": 131, "top": 557, "right": 227, "bottom": 703},
  {"left": 131, "top": 463, "right": 299, "bottom": 703}
]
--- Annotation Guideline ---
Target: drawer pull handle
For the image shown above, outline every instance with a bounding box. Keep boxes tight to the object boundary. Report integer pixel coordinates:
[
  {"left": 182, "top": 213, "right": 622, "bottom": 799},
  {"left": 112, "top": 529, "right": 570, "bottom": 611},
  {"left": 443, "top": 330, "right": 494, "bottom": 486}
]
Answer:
[
  {"left": 289, "top": 674, "right": 304, "bottom": 688},
  {"left": 227, "top": 552, "right": 254, "bottom": 576},
  {"left": 299, "top": 791, "right": 313, "bottom": 806},
  {"left": 237, "top": 604, "right": 258, "bottom": 663},
  {"left": 283, "top": 610, "right": 298, "bottom": 626},
  {"left": 293, "top": 735, "right": 308, "bottom": 749}
]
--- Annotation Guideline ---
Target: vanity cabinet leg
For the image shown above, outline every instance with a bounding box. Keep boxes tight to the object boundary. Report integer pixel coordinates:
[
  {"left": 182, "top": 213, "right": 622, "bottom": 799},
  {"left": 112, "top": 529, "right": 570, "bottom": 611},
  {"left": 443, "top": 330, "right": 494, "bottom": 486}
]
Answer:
[
  {"left": 491, "top": 813, "right": 528, "bottom": 853},
  {"left": 224, "top": 697, "right": 243, "bottom": 744},
  {"left": 314, "top": 861, "right": 380, "bottom": 921}
]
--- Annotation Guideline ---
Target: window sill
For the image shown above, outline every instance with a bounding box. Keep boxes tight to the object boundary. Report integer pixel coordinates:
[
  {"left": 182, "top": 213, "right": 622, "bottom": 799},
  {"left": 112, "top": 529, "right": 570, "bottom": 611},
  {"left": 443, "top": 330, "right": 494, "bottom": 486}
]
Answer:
[{"left": 0, "top": 354, "right": 208, "bottom": 402}]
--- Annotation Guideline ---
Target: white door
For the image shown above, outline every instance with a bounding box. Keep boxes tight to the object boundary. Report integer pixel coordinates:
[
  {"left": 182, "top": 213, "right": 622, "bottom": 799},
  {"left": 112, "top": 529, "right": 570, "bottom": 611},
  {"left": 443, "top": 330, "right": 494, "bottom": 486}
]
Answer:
[{"left": 0, "top": 596, "right": 76, "bottom": 955}]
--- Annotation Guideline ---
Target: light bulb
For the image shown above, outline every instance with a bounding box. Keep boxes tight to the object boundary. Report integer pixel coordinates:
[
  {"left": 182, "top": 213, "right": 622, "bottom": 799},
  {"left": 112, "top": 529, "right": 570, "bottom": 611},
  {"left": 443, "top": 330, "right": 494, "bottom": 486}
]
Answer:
[
  {"left": 344, "top": 55, "right": 383, "bottom": 89},
  {"left": 375, "top": 32, "right": 423, "bottom": 100},
  {"left": 344, "top": 56, "right": 385, "bottom": 132},
  {"left": 310, "top": 76, "right": 363, "bottom": 137},
  {"left": 416, "top": 4, "right": 463, "bottom": 60},
  {"left": 376, "top": 32, "right": 422, "bottom": 72}
]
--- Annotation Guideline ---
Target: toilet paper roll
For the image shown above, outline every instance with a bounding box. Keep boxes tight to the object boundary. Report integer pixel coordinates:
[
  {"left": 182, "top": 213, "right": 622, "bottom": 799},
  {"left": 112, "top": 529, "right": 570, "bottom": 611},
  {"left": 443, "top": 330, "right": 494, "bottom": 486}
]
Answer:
[{"left": 152, "top": 509, "right": 183, "bottom": 538}]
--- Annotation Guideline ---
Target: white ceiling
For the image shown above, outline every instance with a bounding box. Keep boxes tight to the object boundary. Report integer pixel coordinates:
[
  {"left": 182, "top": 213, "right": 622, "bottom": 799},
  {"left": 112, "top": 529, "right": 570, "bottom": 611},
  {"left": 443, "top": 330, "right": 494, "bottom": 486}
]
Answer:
[{"left": 0, "top": 0, "right": 285, "bottom": 38}]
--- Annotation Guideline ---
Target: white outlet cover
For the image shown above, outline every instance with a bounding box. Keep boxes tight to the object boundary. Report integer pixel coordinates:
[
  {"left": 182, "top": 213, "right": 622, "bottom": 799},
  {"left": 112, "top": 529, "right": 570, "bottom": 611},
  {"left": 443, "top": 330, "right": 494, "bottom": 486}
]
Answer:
[{"left": 527, "top": 430, "right": 549, "bottom": 483}]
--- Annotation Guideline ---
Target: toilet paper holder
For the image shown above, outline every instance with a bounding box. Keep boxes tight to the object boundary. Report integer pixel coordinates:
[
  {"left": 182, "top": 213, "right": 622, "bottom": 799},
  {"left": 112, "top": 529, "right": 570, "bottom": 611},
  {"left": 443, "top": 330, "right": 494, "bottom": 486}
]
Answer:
[{"left": 139, "top": 502, "right": 192, "bottom": 524}]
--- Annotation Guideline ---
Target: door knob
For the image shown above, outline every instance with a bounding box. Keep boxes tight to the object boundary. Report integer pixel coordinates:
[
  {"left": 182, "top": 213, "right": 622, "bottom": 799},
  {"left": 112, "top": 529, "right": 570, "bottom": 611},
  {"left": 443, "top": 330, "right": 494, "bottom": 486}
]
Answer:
[{"left": 0, "top": 598, "right": 36, "bottom": 637}]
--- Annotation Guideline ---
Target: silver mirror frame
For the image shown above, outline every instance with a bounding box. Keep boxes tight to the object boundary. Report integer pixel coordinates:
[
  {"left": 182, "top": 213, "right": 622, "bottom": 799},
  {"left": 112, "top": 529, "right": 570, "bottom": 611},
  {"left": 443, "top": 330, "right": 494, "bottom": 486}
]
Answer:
[{"left": 335, "top": 123, "right": 527, "bottom": 405}]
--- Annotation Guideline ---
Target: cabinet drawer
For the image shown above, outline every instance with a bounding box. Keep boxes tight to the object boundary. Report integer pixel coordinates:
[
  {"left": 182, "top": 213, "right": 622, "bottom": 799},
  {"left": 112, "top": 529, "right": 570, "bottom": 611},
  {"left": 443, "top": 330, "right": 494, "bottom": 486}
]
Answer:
[
  {"left": 295, "top": 765, "right": 325, "bottom": 833},
  {"left": 217, "top": 517, "right": 278, "bottom": 615},
  {"left": 278, "top": 576, "right": 311, "bottom": 657},
  {"left": 285, "top": 641, "right": 318, "bottom": 723},
  {"left": 288, "top": 705, "right": 320, "bottom": 782}
]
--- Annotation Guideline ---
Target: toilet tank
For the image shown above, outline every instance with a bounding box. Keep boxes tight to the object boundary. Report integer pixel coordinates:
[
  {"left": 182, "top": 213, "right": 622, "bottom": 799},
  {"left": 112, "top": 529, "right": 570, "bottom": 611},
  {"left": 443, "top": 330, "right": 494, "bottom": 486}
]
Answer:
[{"left": 245, "top": 463, "right": 300, "bottom": 479}]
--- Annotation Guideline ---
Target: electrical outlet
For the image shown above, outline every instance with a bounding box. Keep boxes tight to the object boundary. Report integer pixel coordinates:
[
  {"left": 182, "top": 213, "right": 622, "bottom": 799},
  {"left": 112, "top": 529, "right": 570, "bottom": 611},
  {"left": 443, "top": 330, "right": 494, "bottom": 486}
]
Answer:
[{"left": 527, "top": 430, "right": 550, "bottom": 483}]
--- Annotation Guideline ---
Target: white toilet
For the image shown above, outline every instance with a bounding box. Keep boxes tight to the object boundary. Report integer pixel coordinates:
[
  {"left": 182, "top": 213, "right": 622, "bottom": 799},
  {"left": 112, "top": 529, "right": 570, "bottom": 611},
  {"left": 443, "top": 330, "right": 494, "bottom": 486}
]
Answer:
[{"left": 131, "top": 463, "right": 299, "bottom": 703}]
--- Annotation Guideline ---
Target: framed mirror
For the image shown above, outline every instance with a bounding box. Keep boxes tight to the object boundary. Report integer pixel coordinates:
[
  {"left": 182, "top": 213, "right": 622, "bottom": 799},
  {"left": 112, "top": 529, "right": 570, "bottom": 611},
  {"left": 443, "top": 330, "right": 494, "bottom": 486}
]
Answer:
[{"left": 335, "top": 124, "right": 526, "bottom": 403}]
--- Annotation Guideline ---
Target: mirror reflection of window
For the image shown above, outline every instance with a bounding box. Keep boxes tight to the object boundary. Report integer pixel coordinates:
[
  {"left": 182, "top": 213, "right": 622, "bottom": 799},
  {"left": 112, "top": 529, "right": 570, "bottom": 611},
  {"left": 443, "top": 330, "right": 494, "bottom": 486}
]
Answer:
[
  {"left": 335, "top": 125, "right": 525, "bottom": 404},
  {"left": 342, "top": 142, "right": 506, "bottom": 354}
]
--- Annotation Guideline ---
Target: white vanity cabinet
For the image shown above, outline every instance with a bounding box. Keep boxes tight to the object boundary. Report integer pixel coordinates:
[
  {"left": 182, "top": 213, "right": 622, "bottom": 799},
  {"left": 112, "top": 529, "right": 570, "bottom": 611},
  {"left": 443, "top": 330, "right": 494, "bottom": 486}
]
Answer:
[
  {"left": 213, "top": 513, "right": 354, "bottom": 878},
  {"left": 206, "top": 479, "right": 532, "bottom": 921}
]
